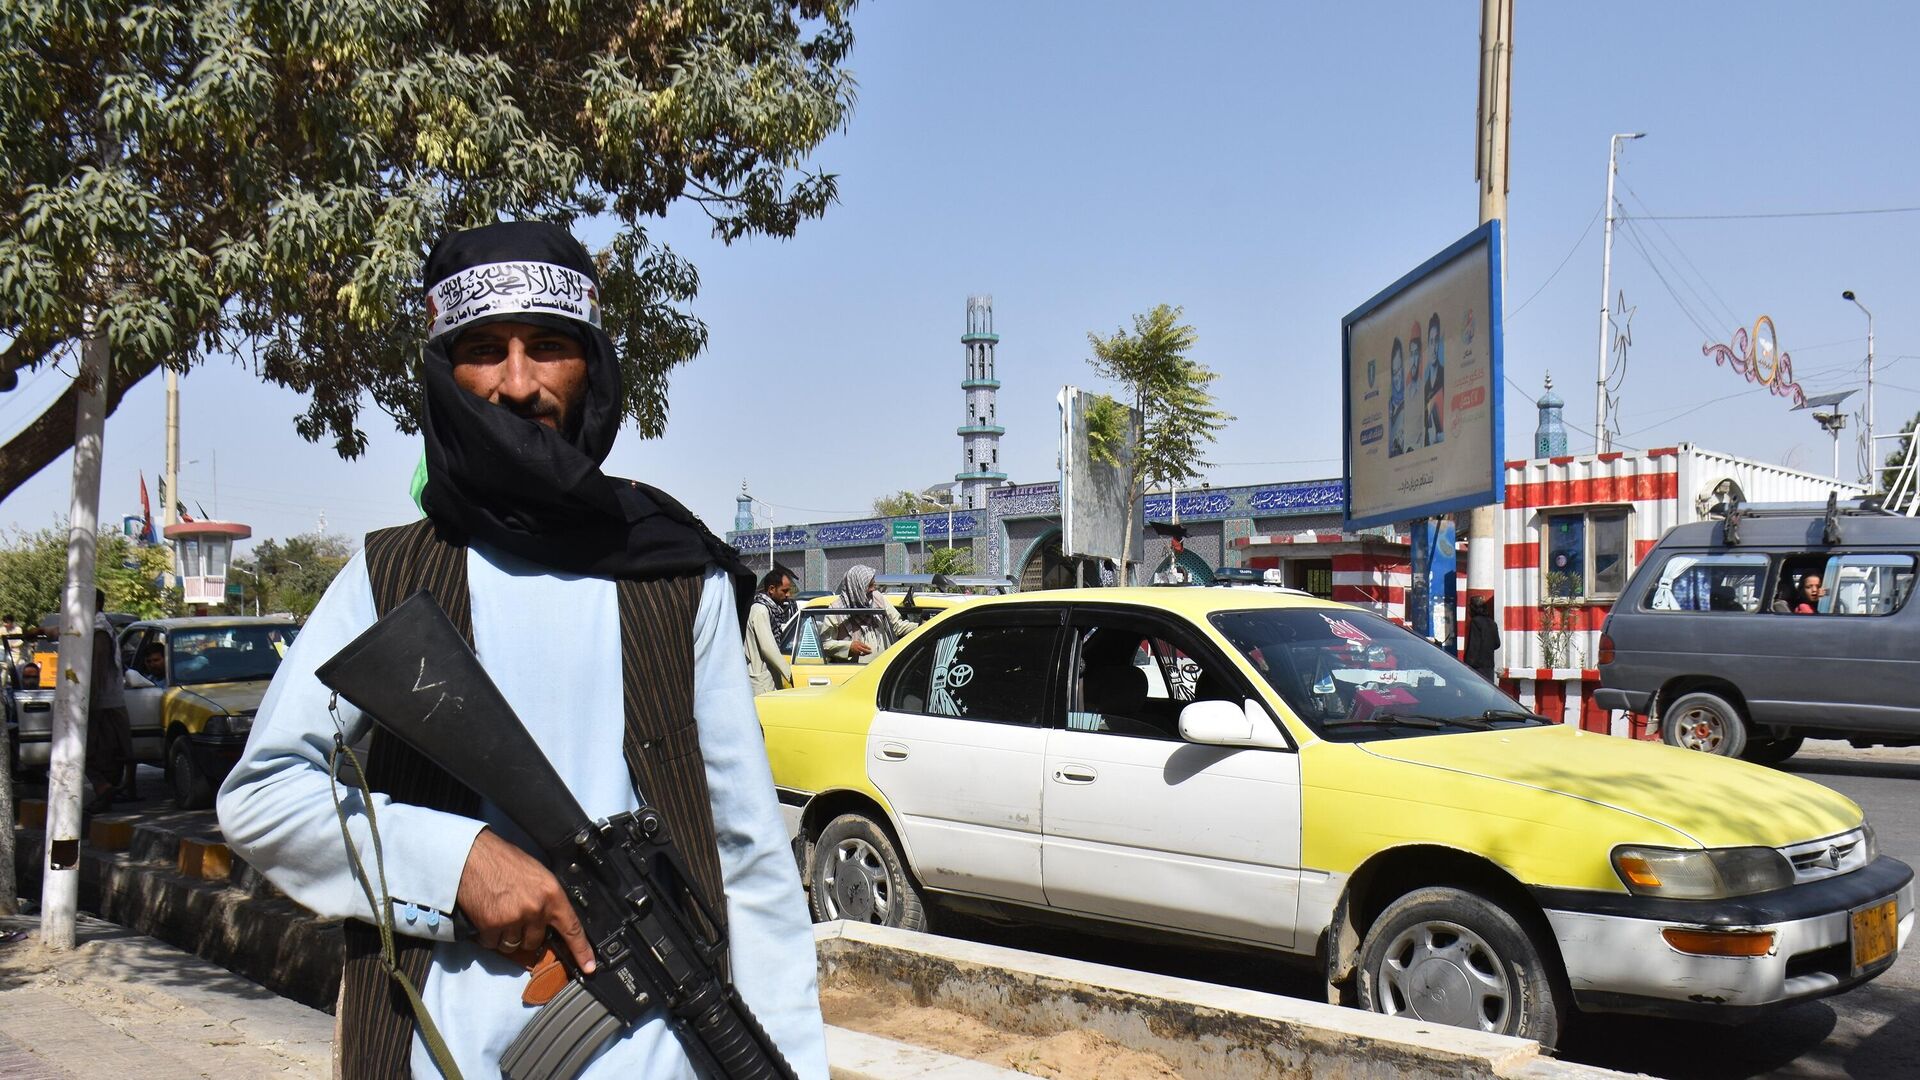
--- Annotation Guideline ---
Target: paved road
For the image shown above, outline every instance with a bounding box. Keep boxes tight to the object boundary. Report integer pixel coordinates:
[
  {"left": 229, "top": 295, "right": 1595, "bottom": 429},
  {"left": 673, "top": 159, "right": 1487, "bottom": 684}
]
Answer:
[
  {"left": 946, "top": 739, "right": 1920, "bottom": 1080},
  {"left": 22, "top": 747, "right": 1917, "bottom": 1078}
]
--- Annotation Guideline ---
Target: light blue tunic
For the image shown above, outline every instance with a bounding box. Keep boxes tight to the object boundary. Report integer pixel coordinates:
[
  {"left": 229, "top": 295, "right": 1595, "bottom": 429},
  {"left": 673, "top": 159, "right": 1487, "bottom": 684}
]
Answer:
[{"left": 217, "top": 547, "right": 829, "bottom": 1079}]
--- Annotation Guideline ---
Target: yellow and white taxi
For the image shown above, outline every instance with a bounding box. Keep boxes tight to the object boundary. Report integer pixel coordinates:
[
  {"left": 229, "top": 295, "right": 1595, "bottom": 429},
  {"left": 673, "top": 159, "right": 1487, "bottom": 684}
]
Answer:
[
  {"left": 757, "top": 588, "right": 1913, "bottom": 1045},
  {"left": 784, "top": 587, "right": 971, "bottom": 690}
]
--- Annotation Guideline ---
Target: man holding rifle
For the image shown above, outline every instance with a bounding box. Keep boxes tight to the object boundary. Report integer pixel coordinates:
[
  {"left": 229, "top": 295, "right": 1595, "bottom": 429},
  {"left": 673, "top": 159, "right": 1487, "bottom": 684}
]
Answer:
[{"left": 218, "top": 222, "right": 827, "bottom": 1079}]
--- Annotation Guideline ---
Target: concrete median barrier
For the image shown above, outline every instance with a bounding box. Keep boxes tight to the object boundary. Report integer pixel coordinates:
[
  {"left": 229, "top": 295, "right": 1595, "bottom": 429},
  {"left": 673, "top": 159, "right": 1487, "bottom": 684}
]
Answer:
[{"left": 815, "top": 921, "right": 1639, "bottom": 1080}]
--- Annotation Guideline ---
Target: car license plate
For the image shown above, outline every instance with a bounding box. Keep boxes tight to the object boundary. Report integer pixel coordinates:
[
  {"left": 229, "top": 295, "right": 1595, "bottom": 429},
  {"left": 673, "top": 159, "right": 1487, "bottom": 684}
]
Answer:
[{"left": 1851, "top": 898, "right": 1898, "bottom": 973}]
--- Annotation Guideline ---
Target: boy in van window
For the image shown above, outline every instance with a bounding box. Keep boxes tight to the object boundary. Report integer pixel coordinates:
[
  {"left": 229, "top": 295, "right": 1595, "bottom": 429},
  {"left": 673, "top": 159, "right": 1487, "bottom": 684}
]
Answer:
[{"left": 1794, "top": 573, "right": 1824, "bottom": 614}]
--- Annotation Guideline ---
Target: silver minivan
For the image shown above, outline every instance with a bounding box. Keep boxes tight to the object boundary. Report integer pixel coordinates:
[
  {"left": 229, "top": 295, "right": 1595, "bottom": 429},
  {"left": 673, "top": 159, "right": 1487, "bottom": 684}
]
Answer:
[{"left": 1596, "top": 500, "right": 1920, "bottom": 763}]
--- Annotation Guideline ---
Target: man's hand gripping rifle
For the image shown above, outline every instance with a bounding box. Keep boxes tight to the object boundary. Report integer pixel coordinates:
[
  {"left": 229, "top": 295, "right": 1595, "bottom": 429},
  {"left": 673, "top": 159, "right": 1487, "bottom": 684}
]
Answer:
[{"left": 316, "top": 590, "right": 798, "bottom": 1080}]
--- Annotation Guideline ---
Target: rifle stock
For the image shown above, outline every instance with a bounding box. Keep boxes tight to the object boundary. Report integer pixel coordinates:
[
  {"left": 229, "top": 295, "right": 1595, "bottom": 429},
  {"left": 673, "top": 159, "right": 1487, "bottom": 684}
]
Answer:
[{"left": 314, "top": 589, "right": 591, "bottom": 854}]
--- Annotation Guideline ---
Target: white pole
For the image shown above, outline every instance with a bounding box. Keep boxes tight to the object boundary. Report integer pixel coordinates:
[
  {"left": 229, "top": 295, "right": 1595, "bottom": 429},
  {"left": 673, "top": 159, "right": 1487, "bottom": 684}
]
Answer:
[
  {"left": 163, "top": 369, "right": 179, "bottom": 528},
  {"left": 1595, "top": 132, "right": 1644, "bottom": 452},
  {"left": 42, "top": 321, "right": 110, "bottom": 950},
  {"left": 1866, "top": 308, "right": 1876, "bottom": 485},
  {"left": 1465, "top": 0, "right": 1513, "bottom": 654}
]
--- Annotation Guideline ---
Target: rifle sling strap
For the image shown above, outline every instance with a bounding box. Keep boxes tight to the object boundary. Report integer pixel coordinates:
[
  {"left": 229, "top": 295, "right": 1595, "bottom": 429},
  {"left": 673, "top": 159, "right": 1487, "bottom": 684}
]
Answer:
[{"left": 337, "top": 517, "right": 727, "bottom": 1079}]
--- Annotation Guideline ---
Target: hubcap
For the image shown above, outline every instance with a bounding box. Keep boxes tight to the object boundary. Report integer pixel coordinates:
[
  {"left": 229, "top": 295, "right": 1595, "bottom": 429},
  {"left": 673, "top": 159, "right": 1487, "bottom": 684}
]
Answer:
[
  {"left": 820, "top": 837, "right": 891, "bottom": 923},
  {"left": 1675, "top": 706, "right": 1726, "bottom": 752},
  {"left": 1375, "top": 920, "right": 1513, "bottom": 1032}
]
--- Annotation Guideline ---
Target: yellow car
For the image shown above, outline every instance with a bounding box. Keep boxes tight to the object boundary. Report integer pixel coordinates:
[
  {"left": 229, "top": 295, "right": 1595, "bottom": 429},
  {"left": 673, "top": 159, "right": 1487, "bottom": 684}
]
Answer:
[
  {"left": 119, "top": 616, "right": 300, "bottom": 808},
  {"left": 784, "top": 590, "right": 970, "bottom": 689},
  {"left": 758, "top": 587, "right": 1913, "bottom": 1045}
]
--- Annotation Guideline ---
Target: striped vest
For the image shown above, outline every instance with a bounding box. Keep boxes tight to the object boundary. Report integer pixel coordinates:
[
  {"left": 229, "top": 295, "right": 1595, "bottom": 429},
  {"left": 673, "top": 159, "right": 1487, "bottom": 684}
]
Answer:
[{"left": 336, "top": 518, "right": 727, "bottom": 1077}]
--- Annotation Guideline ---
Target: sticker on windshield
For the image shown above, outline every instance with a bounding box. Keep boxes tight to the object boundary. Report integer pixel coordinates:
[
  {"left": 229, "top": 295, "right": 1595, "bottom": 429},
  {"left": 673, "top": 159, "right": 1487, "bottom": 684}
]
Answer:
[{"left": 1320, "top": 613, "right": 1372, "bottom": 643}]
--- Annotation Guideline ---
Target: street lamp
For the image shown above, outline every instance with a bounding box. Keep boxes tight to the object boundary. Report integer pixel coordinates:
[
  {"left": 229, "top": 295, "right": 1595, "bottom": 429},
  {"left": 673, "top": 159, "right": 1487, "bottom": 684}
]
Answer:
[
  {"left": 1595, "top": 132, "right": 1646, "bottom": 452},
  {"left": 1793, "top": 390, "right": 1857, "bottom": 482},
  {"left": 1842, "top": 290, "right": 1875, "bottom": 486}
]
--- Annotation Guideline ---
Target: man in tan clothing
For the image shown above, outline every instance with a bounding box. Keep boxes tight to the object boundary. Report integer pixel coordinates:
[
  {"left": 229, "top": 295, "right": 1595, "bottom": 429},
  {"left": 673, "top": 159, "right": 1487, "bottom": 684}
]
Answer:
[{"left": 744, "top": 567, "right": 796, "bottom": 694}]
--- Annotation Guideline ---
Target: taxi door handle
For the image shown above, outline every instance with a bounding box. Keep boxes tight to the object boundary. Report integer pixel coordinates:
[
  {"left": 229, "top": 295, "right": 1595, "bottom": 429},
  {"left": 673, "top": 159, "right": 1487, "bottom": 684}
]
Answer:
[
  {"left": 1053, "top": 764, "right": 1098, "bottom": 784},
  {"left": 877, "top": 743, "right": 910, "bottom": 761},
  {"left": 808, "top": 677, "right": 831, "bottom": 687}
]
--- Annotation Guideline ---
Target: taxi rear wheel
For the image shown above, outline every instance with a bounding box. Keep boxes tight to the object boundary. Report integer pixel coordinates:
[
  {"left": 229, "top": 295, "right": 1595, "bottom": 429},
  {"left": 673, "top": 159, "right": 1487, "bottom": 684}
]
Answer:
[
  {"left": 808, "top": 813, "right": 927, "bottom": 931},
  {"left": 1357, "top": 887, "right": 1564, "bottom": 1047},
  {"left": 1661, "top": 691, "right": 1748, "bottom": 758},
  {"left": 168, "top": 736, "right": 213, "bottom": 810}
]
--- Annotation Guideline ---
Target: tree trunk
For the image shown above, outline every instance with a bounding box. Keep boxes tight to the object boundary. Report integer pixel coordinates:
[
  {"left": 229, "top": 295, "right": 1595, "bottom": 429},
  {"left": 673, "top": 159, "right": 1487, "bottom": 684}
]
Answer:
[
  {"left": 0, "top": 721, "right": 15, "bottom": 915},
  {"left": 0, "top": 354, "right": 158, "bottom": 505}
]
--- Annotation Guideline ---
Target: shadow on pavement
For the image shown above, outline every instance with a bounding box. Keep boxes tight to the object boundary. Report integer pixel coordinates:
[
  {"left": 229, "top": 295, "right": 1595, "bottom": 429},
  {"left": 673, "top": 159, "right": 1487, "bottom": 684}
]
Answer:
[
  {"left": 1785, "top": 756, "right": 1920, "bottom": 784},
  {"left": 1558, "top": 1003, "right": 1836, "bottom": 1078}
]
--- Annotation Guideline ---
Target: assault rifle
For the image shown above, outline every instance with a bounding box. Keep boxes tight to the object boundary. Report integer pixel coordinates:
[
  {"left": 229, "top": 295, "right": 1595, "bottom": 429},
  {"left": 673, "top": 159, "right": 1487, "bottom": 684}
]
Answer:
[{"left": 316, "top": 590, "right": 798, "bottom": 1080}]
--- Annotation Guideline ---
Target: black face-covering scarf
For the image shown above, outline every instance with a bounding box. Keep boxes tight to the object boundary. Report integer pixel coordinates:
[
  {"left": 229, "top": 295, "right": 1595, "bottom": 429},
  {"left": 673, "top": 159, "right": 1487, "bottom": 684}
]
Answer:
[{"left": 418, "top": 221, "right": 750, "bottom": 604}]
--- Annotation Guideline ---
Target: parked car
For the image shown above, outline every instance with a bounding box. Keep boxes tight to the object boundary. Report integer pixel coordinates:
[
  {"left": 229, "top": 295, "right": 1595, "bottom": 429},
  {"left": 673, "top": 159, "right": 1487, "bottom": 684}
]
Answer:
[
  {"left": 117, "top": 616, "right": 300, "bottom": 807},
  {"left": 784, "top": 587, "right": 971, "bottom": 690},
  {"left": 7, "top": 632, "right": 66, "bottom": 775},
  {"left": 1597, "top": 499, "right": 1920, "bottom": 762},
  {"left": 758, "top": 586, "right": 1912, "bottom": 1045}
]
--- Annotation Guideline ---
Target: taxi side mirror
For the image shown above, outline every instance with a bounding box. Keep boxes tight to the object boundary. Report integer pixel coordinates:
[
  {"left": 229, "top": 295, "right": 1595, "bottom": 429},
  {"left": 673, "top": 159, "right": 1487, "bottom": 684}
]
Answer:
[
  {"left": 124, "top": 669, "right": 155, "bottom": 690},
  {"left": 1179, "top": 698, "right": 1289, "bottom": 749}
]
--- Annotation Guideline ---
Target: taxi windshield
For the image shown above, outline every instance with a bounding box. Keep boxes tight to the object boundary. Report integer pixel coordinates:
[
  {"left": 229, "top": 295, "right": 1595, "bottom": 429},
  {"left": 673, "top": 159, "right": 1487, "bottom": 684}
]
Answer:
[
  {"left": 1207, "top": 608, "right": 1545, "bottom": 741},
  {"left": 168, "top": 625, "right": 298, "bottom": 686}
]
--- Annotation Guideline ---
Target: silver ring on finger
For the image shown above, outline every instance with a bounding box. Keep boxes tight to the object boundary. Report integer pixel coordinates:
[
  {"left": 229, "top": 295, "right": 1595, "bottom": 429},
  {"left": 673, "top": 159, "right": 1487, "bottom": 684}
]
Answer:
[{"left": 501, "top": 935, "right": 523, "bottom": 950}]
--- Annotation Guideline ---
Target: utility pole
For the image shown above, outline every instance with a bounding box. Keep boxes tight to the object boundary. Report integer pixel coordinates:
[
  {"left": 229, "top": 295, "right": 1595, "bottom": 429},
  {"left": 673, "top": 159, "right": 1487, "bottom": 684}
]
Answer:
[
  {"left": 42, "top": 315, "right": 111, "bottom": 951},
  {"left": 163, "top": 368, "right": 179, "bottom": 527},
  {"left": 1464, "top": 0, "right": 1513, "bottom": 645},
  {"left": 1594, "top": 132, "right": 1645, "bottom": 451}
]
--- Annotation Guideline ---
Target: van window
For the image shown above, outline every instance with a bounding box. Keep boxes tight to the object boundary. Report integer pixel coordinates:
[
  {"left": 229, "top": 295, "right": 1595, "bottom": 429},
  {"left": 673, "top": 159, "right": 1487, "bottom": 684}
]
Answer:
[
  {"left": 1645, "top": 553, "right": 1769, "bottom": 612},
  {"left": 1819, "top": 554, "right": 1917, "bottom": 616}
]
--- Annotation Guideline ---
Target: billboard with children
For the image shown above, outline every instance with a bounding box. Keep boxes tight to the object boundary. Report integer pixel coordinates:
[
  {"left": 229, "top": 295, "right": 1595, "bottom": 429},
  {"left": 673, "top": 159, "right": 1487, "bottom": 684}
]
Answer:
[{"left": 1342, "top": 220, "right": 1504, "bottom": 530}]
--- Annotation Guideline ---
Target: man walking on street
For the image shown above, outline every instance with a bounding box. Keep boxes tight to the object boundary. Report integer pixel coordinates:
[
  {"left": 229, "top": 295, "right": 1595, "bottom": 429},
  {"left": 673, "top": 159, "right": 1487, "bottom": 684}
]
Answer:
[
  {"left": 745, "top": 567, "right": 797, "bottom": 695},
  {"left": 86, "top": 590, "right": 133, "bottom": 807},
  {"left": 218, "top": 221, "right": 827, "bottom": 1080}
]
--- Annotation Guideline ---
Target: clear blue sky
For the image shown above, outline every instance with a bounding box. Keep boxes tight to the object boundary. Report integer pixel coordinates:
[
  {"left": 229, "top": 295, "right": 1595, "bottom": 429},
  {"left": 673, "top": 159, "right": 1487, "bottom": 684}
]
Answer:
[{"left": 6, "top": 1, "right": 1918, "bottom": 551}]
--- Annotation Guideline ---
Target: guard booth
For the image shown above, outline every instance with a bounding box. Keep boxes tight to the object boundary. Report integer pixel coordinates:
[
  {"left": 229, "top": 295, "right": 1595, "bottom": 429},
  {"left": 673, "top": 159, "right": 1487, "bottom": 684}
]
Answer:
[{"left": 163, "top": 520, "right": 251, "bottom": 614}]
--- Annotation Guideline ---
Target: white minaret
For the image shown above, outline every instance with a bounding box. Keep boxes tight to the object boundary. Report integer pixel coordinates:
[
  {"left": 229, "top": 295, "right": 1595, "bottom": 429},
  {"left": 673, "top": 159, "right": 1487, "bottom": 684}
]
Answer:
[{"left": 956, "top": 295, "right": 1005, "bottom": 509}]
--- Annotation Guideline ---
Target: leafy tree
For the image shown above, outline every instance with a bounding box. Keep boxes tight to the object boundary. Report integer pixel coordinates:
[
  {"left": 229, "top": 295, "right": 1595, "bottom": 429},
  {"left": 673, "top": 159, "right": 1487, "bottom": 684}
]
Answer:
[
  {"left": 0, "top": 1, "right": 860, "bottom": 502},
  {"left": 1881, "top": 411, "right": 1919, "bottom": 497},
  {"left": 1086, "top": 304, "right": 1232, "bottom": 579},
  {"left": 230, "top": 532, "right": 356, "bottom": 618},
  {"left": 921, "top": 545, "right": 975, "bottom": 577},
  {"left": 0, "top": 525, "right": 179, "bottom": 625},
  {"left": 872, "top": 490, "right": 944, "bottom": 518}
]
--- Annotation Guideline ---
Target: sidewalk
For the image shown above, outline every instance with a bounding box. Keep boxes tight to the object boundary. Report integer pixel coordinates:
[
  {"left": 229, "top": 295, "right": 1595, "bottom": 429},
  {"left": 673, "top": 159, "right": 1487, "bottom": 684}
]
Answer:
[{"left": 0, "top": 914, "right": 331, "bottom": 1079}]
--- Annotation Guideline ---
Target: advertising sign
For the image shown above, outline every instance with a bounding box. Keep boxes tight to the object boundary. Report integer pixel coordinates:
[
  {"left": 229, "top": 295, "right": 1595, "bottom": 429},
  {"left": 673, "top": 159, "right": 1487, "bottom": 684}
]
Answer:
[{"left": 1342, "top": 221, "right": 1504, "bottom": 531}]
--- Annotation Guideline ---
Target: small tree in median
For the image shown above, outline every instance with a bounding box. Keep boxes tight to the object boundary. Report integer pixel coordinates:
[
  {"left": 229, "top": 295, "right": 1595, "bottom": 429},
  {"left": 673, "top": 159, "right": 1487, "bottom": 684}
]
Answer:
[{"left": 1086, "top": 305, "right": 1232, "bottom": 581}]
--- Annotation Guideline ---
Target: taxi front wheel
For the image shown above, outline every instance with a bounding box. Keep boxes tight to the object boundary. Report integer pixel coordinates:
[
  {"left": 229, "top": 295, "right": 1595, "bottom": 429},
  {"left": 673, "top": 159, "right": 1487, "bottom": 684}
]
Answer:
[
  {"left": 1357, "top": 887, "right": 1564, "bottom": 1047},
  {"left": 168, "top": 737, "right": 214, "bottom": 810},
  {"left": 808, "top": 813, "right": 927, "bottom": 931}
]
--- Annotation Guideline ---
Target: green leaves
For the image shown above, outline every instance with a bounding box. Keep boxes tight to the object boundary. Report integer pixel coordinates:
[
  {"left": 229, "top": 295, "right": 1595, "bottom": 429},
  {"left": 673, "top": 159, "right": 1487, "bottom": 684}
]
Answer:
[
  {"left": 0, "top": 0, "right": 861, "bottom": 497},
  {"left": 1086, "top": 303, "right": 1233, "bottom": 491}
]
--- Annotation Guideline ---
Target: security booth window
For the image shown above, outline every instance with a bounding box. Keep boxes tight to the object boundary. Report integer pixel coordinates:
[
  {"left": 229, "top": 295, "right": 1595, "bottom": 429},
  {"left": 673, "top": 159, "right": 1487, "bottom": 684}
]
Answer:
[
  {"left": 1543, "top": 508, "right": 1631, "bottom": 600},
  {"left": 1644, "top": 553, "right": 1770, "bottom": 612},
  {"left": 1817, "top": 554, "right": 1918, "bottom": 616},
  {"left": 885, "top": 621, "right": 1056, "bottom": 725}
]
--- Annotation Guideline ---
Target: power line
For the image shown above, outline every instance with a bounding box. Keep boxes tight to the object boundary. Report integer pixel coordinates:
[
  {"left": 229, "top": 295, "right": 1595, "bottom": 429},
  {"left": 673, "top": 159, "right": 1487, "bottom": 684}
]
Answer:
[
  {"left": 1503, "top": 205, "right": 1603, "bottom": 322},
  {"left": 1628, "top": 204, "right": 1920, "bottom": 221},
  {"left": 1619, "top": 182, "right": 1742, "bottom": 331},
  {"left": 1503, "top": 374, "right": 1639, "bottom": 451}
]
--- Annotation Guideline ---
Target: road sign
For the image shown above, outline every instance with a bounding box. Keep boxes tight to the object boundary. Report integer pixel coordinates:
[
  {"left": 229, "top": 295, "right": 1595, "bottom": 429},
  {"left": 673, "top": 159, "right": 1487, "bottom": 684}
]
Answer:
[
  {"left": 226, "top": 582, "right": 246, "bottom": 597},
  {"left": 890, "top": 520, "right": 922, "bottom": 542}
]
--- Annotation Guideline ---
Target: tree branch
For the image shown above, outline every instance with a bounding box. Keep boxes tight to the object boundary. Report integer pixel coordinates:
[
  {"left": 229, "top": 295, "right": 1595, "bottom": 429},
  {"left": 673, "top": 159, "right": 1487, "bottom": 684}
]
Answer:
[{"left": 0, "top": 354, "right": 162, "bottom": 504}]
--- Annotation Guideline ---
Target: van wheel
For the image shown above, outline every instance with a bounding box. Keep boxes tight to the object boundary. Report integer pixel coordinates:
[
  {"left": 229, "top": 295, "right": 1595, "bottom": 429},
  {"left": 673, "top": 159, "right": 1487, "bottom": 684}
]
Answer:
[
  {"left": 1357, "top": 887, "right": 1564, "bottom": 1046},
  {"left": 808, "top": 813, "right": 927, "bottom": 931},
  {"left": 1741, "top": 735, "right": 1804, "bottom": 766},
  {"left": 1662, "top": 692, "right": 1747, "bottom": 758},
  {"left": 169, "top": 737, "right": 213, "bottom": 809}
]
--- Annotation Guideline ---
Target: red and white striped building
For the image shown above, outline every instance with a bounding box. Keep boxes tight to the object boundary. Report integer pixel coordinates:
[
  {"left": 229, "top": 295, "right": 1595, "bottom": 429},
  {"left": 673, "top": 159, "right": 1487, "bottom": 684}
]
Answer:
[{"left": 1495, "top": 444, "right": 1861, "bottom": 737}]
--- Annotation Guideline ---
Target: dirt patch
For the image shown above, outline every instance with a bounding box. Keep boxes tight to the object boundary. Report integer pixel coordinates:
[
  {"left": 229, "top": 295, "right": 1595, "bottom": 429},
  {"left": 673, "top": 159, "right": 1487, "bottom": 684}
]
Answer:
[{"left": 821, "top": 985, "right": 1185, "bottom": 1079}]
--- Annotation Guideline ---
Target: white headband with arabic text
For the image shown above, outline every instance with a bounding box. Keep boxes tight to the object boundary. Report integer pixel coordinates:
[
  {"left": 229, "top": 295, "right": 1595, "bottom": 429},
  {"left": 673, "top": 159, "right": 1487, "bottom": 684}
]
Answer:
[{"left": 426, "top": 260, "right": 602, "bottom": 340}]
